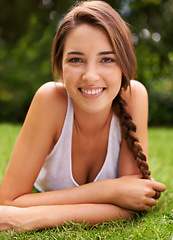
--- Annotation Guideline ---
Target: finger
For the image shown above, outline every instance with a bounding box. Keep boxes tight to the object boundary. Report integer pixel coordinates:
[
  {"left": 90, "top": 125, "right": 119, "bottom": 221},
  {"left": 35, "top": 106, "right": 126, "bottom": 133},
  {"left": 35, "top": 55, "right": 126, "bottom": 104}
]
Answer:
[
  {"left": 143, "top": 205, "right": 152, "bottom": 211},
  {"left": 152, "top": 181, "right": 167, "bottom": 192},
  {"left": 149, "top": 189, "right": 157, "bottom": 198},
  {"left": 146, "top": 198, "right": 157, "bottom": 207},
  {"left": 136, "top": 204, "right": 151, "bottom": 211}
]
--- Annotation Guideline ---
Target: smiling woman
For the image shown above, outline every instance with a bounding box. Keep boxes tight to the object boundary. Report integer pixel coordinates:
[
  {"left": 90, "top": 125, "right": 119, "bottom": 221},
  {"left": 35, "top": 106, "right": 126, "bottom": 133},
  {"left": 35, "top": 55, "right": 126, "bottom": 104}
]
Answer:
[
  {"left": 0, "top": 0, "right": 166, "bottom": 232},
  {"left": 60, "top": 24, "right": 122, "bottom": 112}
]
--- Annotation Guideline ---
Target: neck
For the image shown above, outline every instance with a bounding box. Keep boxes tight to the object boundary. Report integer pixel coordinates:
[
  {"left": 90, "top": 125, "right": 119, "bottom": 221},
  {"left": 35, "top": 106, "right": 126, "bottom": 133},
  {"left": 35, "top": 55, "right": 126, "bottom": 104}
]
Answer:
[{"left": 73, "top": 103, "right": 113, "bottom": 137}]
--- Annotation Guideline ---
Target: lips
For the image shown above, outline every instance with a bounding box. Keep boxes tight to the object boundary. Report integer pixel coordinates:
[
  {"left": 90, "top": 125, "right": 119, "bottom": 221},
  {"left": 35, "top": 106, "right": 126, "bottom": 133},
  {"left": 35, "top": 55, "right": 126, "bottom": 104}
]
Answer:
[
  {"left": 80, "top": 88, "right": 104, "bottom": 95},
  {"left": 79, "top": 87, "right": 105, "bottom": 96}
]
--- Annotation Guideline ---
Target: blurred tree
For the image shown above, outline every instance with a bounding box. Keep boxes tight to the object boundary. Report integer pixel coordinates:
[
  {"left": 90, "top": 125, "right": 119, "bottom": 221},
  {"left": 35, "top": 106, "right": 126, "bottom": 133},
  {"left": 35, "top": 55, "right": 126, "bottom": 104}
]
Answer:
[
  {"left": 122, "top": 0, "right": 173, "bottom": 125},
  {"left": 124, "top": 0, "right": 173, "bottom": 83},
  {"left": 0, "top": 0, "right": 172, "bottom": 124}
]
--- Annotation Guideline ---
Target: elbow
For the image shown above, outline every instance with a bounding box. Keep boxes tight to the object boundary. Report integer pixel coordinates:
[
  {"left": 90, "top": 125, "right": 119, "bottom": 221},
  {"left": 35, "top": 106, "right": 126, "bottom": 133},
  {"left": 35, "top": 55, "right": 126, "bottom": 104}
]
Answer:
[
  {"left": 0, "top": 198, "right": 14, "bottom": 206},
  {"left": 0, "top": 191, "right": 15, "bottom": 206}
]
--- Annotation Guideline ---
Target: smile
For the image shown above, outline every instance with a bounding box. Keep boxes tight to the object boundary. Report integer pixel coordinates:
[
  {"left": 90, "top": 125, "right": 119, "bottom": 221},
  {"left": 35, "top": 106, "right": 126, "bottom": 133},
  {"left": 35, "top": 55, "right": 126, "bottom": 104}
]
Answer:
[{"left": 80, "top": 88, "right": 104, "bottom": 95}]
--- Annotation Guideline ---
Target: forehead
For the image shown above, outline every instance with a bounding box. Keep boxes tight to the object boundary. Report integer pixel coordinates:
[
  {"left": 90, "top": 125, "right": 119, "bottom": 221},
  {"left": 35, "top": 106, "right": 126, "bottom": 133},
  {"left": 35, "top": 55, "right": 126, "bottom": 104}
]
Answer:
[{"left": 63, "top": 24, "right": 113, "bottom": 53}]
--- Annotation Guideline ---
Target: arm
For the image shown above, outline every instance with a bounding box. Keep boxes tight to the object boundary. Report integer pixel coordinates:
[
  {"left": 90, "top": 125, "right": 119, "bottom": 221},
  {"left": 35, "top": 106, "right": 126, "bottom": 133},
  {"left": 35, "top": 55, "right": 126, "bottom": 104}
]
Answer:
[
  {"left": 0, "top": 82, "right": 68, "bottom": 206},
  {"left": 0, "top": 175, "right": 166, "bottom": 232},
  {"left": 0, "top": 203, "right": 134, "bottom": 232},
  {"left": 115, "top": 80, "right": 166, "bottom": 208}
]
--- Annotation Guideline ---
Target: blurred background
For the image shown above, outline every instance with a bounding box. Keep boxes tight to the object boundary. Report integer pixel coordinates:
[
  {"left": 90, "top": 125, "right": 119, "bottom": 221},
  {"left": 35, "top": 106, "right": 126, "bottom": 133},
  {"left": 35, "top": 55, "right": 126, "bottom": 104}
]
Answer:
[{"left": 0, "top": 0, "right": 173, "bottom": 125}]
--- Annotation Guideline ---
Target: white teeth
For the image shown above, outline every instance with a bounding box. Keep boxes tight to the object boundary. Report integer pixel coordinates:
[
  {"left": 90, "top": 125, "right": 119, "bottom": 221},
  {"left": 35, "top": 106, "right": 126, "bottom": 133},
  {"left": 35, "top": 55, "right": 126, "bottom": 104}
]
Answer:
[{"left": 81, "top": 88, "right": 103, "bottom": 95}]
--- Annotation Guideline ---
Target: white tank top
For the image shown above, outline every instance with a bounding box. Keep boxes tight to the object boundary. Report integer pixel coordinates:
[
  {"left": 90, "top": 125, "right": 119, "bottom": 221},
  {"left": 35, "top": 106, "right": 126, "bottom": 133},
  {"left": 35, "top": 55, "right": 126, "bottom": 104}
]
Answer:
[{"left": 34, "top": 94, "right": 121, "bottom": 192}]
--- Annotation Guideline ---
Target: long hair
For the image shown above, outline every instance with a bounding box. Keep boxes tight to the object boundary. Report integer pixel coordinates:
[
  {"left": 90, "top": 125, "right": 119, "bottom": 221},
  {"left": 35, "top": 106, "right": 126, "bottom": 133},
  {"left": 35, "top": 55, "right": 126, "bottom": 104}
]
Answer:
[{"left": 51, "top": 0, "right": 150, "bottom": 179}]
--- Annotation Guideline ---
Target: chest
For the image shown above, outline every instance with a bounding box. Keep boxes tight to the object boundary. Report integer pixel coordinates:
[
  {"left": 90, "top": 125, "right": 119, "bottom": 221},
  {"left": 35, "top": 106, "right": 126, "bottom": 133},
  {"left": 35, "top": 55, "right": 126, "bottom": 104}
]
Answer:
[{"left": 71, "top": 124, "right": 110, "bottom": 185}]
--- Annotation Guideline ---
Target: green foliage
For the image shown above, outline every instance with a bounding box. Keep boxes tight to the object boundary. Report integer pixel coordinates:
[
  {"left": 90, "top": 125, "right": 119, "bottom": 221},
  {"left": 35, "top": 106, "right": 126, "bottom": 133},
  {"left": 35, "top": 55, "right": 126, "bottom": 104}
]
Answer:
[
  {"left": 126, "top": 0, "right": 173, "bottom": 126},
  {"left": 0, "top": 19, "right": 56, "bottom": 122},
  {"left": 0, "top": 124, "right": 173, "bottom": 239},
  {"left": 149, "top": 88, "right": 173, "bottom": 125},
  {"left": 0, "top": 0, "right": 173, "bottom": 124}
]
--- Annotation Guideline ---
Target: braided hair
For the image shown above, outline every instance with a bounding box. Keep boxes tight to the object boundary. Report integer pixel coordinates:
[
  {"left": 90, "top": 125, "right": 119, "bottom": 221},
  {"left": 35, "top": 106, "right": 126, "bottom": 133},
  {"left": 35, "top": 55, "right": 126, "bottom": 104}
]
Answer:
[
  {"left": 113, "top": 93, "right": 151, "bottom": 179},
  {"left": 51, "top": 1, "right": 151, "bottom": 180}
]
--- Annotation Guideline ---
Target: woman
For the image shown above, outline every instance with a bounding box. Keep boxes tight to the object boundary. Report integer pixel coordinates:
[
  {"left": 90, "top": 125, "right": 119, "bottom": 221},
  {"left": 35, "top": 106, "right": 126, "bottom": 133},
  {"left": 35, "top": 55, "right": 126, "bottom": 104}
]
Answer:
[{"left": 0, "top": 0, "right": 166, "bottom": 232}]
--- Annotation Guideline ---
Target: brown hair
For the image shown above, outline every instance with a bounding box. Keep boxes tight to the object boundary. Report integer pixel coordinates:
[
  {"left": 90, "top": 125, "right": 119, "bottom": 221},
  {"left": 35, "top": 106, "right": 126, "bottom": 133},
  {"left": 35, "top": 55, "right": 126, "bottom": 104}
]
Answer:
[{"left": 51, "top": 0, "right": 150, "bottom": 179}]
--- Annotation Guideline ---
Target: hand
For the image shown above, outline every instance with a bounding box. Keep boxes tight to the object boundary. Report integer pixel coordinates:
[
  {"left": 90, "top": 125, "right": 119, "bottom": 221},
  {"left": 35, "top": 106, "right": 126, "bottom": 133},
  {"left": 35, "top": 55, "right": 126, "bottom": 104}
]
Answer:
[{"left": 110, "top": 175, "right": 166, "bottom": 211}]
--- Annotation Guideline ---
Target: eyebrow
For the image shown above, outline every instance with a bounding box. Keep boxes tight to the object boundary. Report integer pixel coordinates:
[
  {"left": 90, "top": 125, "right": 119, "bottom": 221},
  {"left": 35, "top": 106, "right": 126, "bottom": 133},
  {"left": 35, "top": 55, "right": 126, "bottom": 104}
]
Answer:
[
  {"left": 67, "top": 51, "right": 84, "bottom": 55},
  {"left": 98, "top": 51, "right": 115, "bottom": 55},
  {"left": 66, "top": 51, "right": 115, "bottom": 56}
]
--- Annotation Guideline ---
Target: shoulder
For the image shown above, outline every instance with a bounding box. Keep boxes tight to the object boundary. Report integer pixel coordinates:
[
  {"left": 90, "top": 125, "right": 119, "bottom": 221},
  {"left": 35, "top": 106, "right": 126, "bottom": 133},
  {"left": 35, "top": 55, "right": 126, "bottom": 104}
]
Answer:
[
  {"left": 130, "top": 80, "right": 148, "bottom": 100},
  {"left": 27, "top": 81, "right": 68, "bottom": 140},
  {"left": 33, "top": 81, "right": 68, "bottom": 112},
  {"left": 121, "top": 80, "right": 148, "bottom": 132},
  {"left": 121, "top": 80, "right": 148, "bottom": 104},
  {"left": 121, "top": 80, "right": 148, "bottom": 116},
  {"left": 35, "top": 81, "right": 67, "bottom": 102}
]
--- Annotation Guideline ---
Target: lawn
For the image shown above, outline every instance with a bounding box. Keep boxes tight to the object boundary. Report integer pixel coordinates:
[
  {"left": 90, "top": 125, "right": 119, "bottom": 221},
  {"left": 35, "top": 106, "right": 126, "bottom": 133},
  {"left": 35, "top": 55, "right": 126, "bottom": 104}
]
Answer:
[{"left": 0, "top": 123, "right": 173, "bottom": 239}]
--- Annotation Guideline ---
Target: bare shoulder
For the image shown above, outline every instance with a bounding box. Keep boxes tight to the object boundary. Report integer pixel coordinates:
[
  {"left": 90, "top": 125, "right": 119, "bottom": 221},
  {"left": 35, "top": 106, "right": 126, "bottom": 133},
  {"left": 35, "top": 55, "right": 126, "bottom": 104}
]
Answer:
[
  {"left": 130, "top": 80, "right": 148, "bottom": 100},
  {"left": 35, "top": 81, "right": 67, "bottom": 103},
  {"left": 24, "top": 81, "right": 68, "bottom": 140},
  {"left": 121, "top": 80, "right": 148, "bottom": 104},
  {"left": 34, "top": 81, "right": 67, "bottom": 113}
]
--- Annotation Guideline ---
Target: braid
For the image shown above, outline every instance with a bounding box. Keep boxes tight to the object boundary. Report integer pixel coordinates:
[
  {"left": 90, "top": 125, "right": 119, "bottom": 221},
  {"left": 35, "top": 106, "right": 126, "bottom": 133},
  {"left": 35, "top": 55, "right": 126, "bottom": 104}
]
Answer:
[{"left": 113, "top": 93, "right": 151, "bottom": 180}]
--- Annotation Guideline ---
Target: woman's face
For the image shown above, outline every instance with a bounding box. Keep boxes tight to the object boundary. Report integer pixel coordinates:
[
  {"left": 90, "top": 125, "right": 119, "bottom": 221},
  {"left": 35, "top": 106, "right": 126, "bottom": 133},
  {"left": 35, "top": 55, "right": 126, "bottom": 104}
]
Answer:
[{"left": 60, "top": 24, "right": 122, "bottom": 114}]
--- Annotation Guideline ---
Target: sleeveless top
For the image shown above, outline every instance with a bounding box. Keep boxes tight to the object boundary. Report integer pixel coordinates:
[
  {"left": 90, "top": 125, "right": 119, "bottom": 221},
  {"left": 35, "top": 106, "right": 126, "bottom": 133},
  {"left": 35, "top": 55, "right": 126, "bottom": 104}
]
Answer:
[{"left": 34, "top": 94, "right": 121, "bottom": 192}]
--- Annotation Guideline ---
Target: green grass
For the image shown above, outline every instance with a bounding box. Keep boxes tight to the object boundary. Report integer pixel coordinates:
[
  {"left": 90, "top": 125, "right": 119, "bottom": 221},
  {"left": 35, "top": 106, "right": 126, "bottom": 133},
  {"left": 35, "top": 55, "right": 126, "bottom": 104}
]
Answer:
[
  {"left": 0, "top": 124, "right": 22, "bottom": 183},
  {"left": 0, "top": 124, "right": 173, "bottom": 239}
]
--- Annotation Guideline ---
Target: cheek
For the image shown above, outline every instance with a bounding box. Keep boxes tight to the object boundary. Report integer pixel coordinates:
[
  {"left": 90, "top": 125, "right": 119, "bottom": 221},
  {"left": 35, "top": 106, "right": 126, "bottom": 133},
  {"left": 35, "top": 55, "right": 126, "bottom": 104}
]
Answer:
[
  {"left": 62, "top": 69, "right": 77, "bottom": 92},
  {"left": 108, "top": 69, "right": 122, "bottom": 86},
  {"left": 109, "top": 70, "right": 122, "bottom": 97},
  {"left": 63, "top": 65, "right": 83, "bottom": 85}
]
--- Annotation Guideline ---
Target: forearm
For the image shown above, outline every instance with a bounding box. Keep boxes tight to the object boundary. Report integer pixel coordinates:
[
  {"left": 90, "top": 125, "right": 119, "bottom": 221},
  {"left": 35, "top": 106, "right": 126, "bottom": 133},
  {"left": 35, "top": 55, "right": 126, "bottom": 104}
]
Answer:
[
  {"left": 4, "top": 179, "right": 114, "bottom": 207},
  {"left": 2, "top": 175, "right": 166, "bottom": 211},
  {"left": 0, "top": 203, "right": 134, "bottom": 232}
]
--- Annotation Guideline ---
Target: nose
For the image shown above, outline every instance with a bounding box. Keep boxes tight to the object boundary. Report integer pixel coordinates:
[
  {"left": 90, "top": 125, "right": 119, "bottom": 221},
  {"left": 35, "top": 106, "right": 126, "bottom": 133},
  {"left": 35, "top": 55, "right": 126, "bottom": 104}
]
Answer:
[{"left": 82, "top": 64, "right": 100, "bottom": 85}]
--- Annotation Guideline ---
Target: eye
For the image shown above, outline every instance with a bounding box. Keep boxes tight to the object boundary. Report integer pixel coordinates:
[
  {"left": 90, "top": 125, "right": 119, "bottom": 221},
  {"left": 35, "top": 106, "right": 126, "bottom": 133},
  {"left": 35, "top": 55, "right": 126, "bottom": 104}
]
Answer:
[
  {"left": 68, "top": 58, "right": 83, "bottom": 63},
  {"left": 101, "top": 57, "right": 116, "bottom": 63}
]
